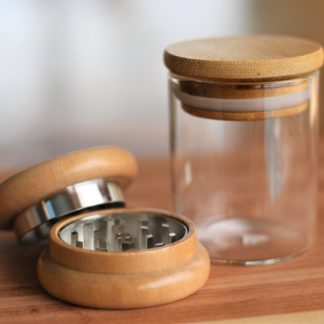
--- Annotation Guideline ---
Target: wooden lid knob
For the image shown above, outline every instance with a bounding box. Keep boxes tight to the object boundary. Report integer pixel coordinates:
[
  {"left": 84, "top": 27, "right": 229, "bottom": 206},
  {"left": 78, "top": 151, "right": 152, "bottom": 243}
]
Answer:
[{"left": 0, "top": 147, "right": 138, "bottom": 229}]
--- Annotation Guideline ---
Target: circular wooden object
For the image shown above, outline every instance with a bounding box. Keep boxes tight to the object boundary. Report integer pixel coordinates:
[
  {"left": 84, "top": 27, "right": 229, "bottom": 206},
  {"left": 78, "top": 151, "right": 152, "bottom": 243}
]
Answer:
[
  {"left": 0, "top": 147, "right": 138, "bottom": 229},
  {"left": 37, "top": 208, "right": 210, "bottom": 309},
  {"left": 164, "top": 35, "right": 323, "bottom": 81}
]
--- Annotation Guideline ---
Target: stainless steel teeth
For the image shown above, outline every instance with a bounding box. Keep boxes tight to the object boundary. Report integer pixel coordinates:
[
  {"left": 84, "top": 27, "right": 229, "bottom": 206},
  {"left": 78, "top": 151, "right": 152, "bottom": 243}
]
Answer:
[
  {"left": 94, "top": 229, "right": 107, "bottom": 251},
  {"left": 83, "top": 223, "right": 93, "bottom": 249},
  {"left": 106, "top": 217, "right": 115, "bottom": 248},
  {"left": 75, "top": 241, "right": 83, "bottom": 248},
  {"left": 121, "top": 235, "right": 135, "bottom": 251},
  {"left": 161, "top": 223, "right": 170, "bottom": 243},
  {"left": 138, "top": 225, "right": 152, "bottom": 249},
  {"left": 59, "top": 212, "right": 188, "bottom": 252},
  {"left": 169, "top": 232, "right": 177, "bottom": 243},
  {"left": 71, "top": 231, "right": 84, "bottom": 248},
  {"left": 71, "top": 231, "right": 78, "bottom": 246},
  {"left": 115, "top": 232, "right": 132, "bottom": 251},
  {"left": 97, "top": 239, "right": 107, "bottom": 251},
  {"left": 145, "top": 233, "right": 154, "bottom": 249}
]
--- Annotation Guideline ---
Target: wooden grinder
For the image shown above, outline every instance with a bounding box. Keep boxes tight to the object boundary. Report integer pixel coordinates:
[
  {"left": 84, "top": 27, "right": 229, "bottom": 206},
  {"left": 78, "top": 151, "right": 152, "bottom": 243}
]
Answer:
[{"left": 0, "top": 147, "right": 210, "bottom": 309}]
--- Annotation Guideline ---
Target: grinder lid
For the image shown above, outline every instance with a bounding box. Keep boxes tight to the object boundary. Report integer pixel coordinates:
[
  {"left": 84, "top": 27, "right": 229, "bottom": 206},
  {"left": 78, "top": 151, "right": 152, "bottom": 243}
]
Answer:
[{"left": 0, "top": 147, "right": 138, "bottom": 242}]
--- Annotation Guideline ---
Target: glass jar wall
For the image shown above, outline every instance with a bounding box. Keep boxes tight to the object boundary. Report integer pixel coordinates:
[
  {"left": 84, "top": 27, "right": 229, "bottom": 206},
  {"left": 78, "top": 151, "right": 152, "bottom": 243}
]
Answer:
[{"left": 169, "top": 73, "right": 319, "bottom": 265}]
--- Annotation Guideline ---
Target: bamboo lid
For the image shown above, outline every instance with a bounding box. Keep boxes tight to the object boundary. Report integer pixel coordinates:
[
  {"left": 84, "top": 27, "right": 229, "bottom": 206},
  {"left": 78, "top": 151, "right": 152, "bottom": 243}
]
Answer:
[{"left": 164, "top": 35, "right": 323, "bottom": 81}]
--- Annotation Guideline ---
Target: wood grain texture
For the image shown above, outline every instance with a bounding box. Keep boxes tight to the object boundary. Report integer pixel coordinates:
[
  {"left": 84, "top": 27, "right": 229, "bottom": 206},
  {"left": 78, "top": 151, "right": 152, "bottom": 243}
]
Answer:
[
  {"left": 38, "top": 243, "right": 209, "bottom": 309},
  {"left": 164, "top": 35, "right": 323, "bottom": 81},
  {"left": 0, "top": 146, "right": 324, "bottom": 322},
  {"left": 0, "top": 147, "right": 138, "bottom": 229},
  {"left": 182, "top": 102, "right": 308, "bottom": 121},
  {"left": 213, "top": 310, "right": 324, "bottom": 324}
]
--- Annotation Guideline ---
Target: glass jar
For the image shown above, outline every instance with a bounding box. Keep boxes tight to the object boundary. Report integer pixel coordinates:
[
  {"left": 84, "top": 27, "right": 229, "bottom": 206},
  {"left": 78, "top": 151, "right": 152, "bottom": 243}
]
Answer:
[{"left": 164, "top": 35, "right": 323, "bottom": 265}]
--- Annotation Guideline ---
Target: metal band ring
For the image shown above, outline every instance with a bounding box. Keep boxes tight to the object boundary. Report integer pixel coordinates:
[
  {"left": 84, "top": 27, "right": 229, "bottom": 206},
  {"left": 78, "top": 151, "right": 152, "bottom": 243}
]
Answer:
[{"left": 13, "top": 179, "right": 125, "bottom": 244}]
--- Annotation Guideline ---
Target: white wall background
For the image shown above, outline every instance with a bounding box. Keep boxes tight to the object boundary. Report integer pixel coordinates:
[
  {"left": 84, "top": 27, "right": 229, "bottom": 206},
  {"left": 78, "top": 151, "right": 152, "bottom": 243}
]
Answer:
[
  {"left": 0, "top": 0, "right": 252, "bottom": 169},
  {"left": 250, "top": 0, "right": 324, "bottom": 130}
]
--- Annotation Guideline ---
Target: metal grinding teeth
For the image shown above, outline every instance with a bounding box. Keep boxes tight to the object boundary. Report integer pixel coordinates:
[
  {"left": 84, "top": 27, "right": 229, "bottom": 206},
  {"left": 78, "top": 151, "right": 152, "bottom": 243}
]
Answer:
[{"left": 67, "top": 217, "right": 180, "bottom": 252}]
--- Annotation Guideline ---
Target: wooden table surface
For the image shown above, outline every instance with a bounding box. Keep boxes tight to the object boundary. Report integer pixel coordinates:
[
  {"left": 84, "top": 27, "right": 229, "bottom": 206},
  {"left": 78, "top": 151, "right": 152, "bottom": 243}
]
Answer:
[{"left": 1, "top": 150, "right": 324, "bottom": 323}]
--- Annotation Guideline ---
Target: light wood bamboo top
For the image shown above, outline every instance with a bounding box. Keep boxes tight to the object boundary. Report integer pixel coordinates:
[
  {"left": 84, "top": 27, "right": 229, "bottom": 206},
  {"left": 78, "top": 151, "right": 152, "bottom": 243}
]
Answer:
[{"left": 164, "top": 35, "right": 323, "bottom": 81}]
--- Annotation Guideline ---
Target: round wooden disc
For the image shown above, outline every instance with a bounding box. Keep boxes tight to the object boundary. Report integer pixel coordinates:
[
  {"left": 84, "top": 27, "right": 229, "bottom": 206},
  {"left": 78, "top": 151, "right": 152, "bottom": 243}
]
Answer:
[
  {"left": 164, "top": 35, "right": 323, "bottom": 81},
  {"left": 0, "top": 147, "right": 138, "bottom": 229}
]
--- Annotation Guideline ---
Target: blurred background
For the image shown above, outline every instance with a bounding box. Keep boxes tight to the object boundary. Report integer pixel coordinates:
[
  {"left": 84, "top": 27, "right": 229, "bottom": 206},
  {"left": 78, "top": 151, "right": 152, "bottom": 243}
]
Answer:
[{"left": 0, "top": 0, "right": 323, "bottom": 170}]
